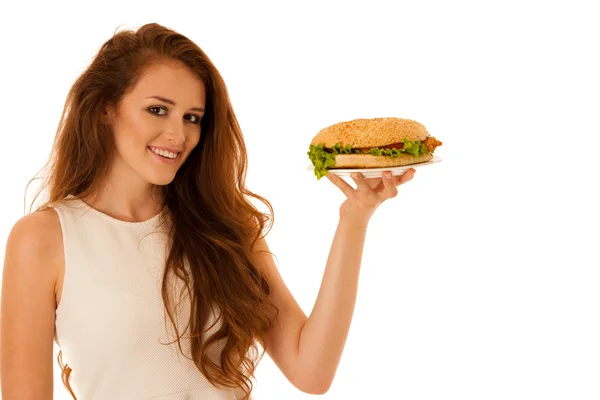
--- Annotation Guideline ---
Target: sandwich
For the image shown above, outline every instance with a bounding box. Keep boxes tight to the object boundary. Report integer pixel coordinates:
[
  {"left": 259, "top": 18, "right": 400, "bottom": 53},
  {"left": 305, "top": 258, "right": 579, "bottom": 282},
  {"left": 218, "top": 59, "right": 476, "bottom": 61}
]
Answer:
[{"left": 307, "top": 117, "right": 442, "bottom": 179}]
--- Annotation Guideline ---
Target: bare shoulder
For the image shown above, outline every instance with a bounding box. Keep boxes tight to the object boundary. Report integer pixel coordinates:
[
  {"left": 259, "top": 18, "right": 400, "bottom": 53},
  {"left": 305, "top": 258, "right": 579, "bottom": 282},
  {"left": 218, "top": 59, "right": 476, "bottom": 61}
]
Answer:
[
  {"left": 2, "top": 208, "right": 64, "bottom": 302},
  {"left": 1, "top": 208, "right": 63, "bottom": 396},
  {"left": 10, "top": 207, "right": 62, "bottom": 241},
  {"left": 5, "top": 208, "right": 63, "bottom": 272}
]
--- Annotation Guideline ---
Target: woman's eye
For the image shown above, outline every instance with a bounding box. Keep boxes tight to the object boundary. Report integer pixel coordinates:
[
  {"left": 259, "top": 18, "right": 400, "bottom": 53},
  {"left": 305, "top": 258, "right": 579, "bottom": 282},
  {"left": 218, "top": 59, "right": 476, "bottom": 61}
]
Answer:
[
  {"left": 185, "top": 114, "right": 202, "bottom": 124},
  {"left": 148, "top": 106, "right": 201, "bottom": 124},
  {"left": 148, "top": 106, "right": 167, "bottom": 115}
]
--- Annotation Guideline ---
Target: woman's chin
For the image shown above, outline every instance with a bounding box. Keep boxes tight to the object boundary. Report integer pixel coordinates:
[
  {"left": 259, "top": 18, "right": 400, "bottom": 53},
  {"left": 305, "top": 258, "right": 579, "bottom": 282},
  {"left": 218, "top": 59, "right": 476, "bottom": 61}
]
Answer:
[{"left": 146, "top": 173, "right": 176, "bottom": 186}]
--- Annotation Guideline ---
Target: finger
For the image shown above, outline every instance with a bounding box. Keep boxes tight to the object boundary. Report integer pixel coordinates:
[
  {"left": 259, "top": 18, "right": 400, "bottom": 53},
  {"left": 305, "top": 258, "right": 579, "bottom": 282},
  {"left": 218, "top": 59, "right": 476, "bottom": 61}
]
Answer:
[
  {"left": 392, "top": 168, "right": 416, "bottom": 186},
  {"left": 351, "top": 173, "right": 375, "bottom": 195},
  {"left": 381, "top": 171, "right": 399, "bottom": 198},
  {"left": 365, "top": 176, "right": 383, "bottom": 190},
  {"left": 327, "top": 172, "right": 356, "bottom": 199}
]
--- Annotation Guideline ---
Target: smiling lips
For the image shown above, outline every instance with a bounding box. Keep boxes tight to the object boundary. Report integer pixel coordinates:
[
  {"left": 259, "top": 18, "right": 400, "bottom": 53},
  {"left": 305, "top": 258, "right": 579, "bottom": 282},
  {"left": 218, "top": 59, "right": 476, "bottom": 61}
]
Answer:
[
  {"left": 148, "top": 146, "right": 181, "bottom": 165},
  {"left": 148, "top": 146, "right": 180, "bottom": 160}
]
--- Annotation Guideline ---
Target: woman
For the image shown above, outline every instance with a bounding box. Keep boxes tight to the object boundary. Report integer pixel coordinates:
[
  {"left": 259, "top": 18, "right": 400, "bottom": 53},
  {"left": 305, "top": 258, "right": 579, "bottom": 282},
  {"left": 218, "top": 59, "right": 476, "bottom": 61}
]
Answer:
[{"left": 0, "top": 23, "right": 416, "bottom": 399}]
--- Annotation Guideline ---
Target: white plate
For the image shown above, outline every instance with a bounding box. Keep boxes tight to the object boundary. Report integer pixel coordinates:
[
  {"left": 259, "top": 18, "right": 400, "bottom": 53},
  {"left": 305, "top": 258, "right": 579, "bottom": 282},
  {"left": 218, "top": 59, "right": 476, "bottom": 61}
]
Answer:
[{"left": 307, "top": 155, "right": 442, "bottom": 178}]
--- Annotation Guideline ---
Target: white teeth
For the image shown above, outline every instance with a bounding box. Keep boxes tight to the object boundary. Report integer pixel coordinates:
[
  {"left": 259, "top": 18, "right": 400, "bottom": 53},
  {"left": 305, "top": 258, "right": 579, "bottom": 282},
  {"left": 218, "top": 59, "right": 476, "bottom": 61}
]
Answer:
[{"left": 150, "top": 147, "right": 177, "bottom": 159}]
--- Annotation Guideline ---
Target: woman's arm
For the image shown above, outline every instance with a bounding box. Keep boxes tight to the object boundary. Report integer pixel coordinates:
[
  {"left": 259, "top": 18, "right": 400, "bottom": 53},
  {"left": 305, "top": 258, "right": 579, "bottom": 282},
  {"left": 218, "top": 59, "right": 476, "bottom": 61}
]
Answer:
[
  {"left": 254, "top": 218, "right": 366, "bottom": 394},
  {"left": 296, "top": 216, "right": 368, "bottom": 391},
  {"left": 258, "top": 169, "right": 416, "bottom": 394},
  {"left": 1, "top": 210, "right": 62, "bottom": 399}
]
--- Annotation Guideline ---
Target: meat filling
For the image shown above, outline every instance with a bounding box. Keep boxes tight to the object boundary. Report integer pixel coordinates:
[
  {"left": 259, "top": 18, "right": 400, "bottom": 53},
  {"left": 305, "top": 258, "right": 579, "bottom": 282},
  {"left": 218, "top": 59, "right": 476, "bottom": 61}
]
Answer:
[{"left": 326, "top": 136, "right": 442, "bottom": 153}]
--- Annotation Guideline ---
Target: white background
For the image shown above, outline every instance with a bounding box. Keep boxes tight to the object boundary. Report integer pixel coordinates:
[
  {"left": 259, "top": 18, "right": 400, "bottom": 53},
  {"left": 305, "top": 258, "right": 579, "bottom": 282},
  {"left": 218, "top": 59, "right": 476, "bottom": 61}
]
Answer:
[{"left": 1, "top": 0, "right": 599, "bottom": 399}]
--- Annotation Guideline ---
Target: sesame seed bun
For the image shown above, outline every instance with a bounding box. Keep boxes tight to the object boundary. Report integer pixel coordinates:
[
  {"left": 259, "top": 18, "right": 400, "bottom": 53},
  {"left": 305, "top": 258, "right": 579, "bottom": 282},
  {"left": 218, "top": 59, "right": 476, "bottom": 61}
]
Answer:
[
  {"left": 332, "top": 152, "right": 433, "bottom": 169},
  {"left": 310, "top": 117, "right": 429, "bottom": 148}
]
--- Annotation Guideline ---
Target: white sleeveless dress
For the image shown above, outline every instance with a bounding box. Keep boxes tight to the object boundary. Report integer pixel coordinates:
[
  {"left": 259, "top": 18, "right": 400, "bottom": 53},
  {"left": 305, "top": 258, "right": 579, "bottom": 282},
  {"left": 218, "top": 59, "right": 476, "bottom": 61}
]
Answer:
[{"left": 52, "top": 195, "right": 252, "bottom": 399}]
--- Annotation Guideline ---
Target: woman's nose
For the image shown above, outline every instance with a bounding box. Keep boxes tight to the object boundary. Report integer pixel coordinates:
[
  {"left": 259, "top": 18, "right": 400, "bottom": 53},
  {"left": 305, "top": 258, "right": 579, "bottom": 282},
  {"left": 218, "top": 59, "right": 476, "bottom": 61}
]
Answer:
[{"left": 164, "top": 123, "right": 186, "bottom": 145}]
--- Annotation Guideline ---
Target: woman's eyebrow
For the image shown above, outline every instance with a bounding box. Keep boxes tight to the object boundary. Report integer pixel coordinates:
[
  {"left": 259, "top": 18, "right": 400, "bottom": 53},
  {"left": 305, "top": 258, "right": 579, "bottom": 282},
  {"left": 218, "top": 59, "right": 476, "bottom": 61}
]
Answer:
[{"left": 146, "top": 95, "right": 205, "bottom": 112}]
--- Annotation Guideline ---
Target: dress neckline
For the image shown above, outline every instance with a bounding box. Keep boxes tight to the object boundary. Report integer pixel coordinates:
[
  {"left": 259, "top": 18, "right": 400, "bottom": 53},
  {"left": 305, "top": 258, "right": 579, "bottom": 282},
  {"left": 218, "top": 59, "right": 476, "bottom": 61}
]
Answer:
[{"left": 65, "top": 194, "right": 164, "bottom": 226}]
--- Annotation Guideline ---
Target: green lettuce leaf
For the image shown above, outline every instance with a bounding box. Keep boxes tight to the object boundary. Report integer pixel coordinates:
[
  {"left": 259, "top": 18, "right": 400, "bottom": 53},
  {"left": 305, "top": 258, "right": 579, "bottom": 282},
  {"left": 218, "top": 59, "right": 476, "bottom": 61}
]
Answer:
[
  {"left": 307, "top": 143, "right": 337, "bottom": 179},
  {"left": 307, "top": 140, "right": 429, "bottom": 180}
]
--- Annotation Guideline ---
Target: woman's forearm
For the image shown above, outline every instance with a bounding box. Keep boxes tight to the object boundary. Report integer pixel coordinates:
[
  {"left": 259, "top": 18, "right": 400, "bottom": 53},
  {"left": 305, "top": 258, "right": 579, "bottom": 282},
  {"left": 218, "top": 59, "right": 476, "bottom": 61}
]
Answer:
[{"left": 296, "top": 215, "right": 369, "bottom": 391}]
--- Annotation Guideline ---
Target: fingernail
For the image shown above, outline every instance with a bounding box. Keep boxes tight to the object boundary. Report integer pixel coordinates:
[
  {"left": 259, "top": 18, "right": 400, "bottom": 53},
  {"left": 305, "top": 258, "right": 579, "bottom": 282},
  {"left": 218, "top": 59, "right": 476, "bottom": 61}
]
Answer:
[
  {"left": 351, "top": 173, "right": 359, "bottom": 178},
  {"left": 385, "top": 172, "right": 391, "bottom": 179}
]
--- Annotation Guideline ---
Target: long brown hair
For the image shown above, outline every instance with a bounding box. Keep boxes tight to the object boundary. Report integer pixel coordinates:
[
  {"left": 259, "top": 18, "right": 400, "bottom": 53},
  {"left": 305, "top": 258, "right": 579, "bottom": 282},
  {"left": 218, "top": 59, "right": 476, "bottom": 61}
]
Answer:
[{"left": 27, "top": 23, "right": 278, "bottom": 399}]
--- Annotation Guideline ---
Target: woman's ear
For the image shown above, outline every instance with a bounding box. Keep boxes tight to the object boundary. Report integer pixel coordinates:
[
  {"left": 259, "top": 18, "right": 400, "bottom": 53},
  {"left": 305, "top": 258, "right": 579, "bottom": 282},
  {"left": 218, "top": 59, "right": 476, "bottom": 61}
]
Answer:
[{"left": 101, "top": 105, "right": 115, "bottom": 125}]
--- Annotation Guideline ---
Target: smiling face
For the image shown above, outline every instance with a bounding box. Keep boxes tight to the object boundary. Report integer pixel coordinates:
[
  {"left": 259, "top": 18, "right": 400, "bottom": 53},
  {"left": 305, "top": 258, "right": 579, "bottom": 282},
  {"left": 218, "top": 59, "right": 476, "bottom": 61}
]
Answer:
[{"left": 106, "top": 61, "right": 206, "bottom": 187}]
